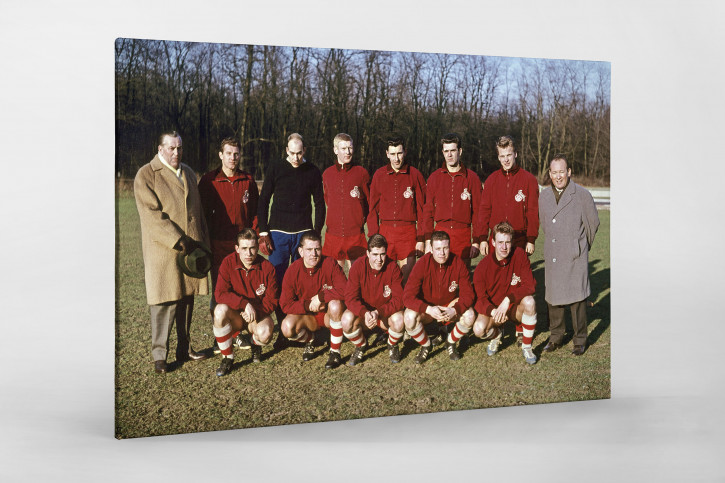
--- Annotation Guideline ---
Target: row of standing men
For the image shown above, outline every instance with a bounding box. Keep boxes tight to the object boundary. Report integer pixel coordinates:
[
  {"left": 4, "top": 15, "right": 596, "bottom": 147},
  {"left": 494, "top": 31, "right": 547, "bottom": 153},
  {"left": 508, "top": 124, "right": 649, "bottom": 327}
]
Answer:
[{"left": 133, "top": 131, "right": 600, "bottom": 375}]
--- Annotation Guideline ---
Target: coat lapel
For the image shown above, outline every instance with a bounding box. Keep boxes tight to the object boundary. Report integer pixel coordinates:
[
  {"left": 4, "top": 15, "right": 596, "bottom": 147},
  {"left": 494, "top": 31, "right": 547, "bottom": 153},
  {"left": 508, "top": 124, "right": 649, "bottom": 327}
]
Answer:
[{"left": 552, "top": 182, "right": 575, "bottom": 217}]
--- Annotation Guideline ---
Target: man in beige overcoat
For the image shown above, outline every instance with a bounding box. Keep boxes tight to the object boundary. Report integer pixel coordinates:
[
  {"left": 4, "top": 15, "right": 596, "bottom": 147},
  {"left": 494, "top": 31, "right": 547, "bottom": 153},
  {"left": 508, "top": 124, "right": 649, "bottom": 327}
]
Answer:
[
  {"left": 539, "top": 154, "right": 600, "bottom": 356},
  {"left": 134, "top": 131, "right": 211, "bottom": 374}
]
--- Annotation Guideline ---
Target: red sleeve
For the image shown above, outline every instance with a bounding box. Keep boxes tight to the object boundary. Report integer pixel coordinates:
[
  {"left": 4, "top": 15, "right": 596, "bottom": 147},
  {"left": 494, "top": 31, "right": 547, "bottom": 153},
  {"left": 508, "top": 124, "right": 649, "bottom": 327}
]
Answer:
[
  {"left": 259, "top": 261, "right": 280, "bottom": 315},
  {"left": 470, "top": 173, "right": 485, "bottom": 243},
  {"left": 320, "top": 258, "right": 347, "bottom": 303},
  {"left": 248, "top": 177, "right": 260, "bottom": 234},
  {"left": 344, "top": 259, "right": 370, "bottom": 318},
  {"left": 366, "top": 170, "right": 381, "bottom": 236},
  {"left": 414, "top": 169, "right": 427, "bottom": 241},
  {"left": 452, "top": 257, "right": 475, "bottom": 315},
  {"left": 403, "top": 257, "right": 429, "bottom": 314},
  {"left": 361, "top": 168, "right": 371, "bottom": 224},
  {"left": 478, "top": 173, "right": 493, "bottom": 242},
  {"left": 422, "top": 173, "right": 437, "bottom": 240},
  {"left": 508, "top": 250, "right": 536, "bottom": 304},
  {"left": 215, "top": 257, "right": 249, "bottom": 312},
  {"left": 526, "top": 174, "right": 540, "bottom": 243},
  {"left": 280, "top": 262, "right": 308, "bottom": 315},
  {"left": 472, "top": 259, "right": 496, "bottom": 317},
  {"left": 378, "top": 262, "right": 405, "bottom": 319}
]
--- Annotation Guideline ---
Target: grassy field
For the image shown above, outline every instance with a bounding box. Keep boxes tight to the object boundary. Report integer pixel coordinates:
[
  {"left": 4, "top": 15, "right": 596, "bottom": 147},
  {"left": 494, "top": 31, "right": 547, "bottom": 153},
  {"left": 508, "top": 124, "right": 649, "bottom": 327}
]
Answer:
[{"left": 115, "top": 190, "right": 610, "bottom": 439}]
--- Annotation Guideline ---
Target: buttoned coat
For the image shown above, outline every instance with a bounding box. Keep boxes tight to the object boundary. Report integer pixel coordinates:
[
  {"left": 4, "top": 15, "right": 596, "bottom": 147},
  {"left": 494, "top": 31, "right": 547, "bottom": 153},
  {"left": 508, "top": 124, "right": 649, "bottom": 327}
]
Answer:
[
  {"left": 539, "top": 181, "right": 599, "bottom": 306},
  {"left": 134, "top": 155, "right": 210, "bottom": 305}
]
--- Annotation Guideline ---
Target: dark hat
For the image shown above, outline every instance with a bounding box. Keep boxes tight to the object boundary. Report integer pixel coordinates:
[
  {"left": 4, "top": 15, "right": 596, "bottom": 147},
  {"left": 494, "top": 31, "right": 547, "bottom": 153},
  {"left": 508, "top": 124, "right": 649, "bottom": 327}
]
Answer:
[{"left": 176, "top": 239, "right": 212, "bottom": 278}]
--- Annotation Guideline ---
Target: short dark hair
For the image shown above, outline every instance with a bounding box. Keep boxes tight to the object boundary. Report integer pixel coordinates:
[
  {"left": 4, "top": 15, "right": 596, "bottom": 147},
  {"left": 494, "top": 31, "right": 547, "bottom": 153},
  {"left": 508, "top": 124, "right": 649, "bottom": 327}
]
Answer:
[
  {"left": 367, "top": 234, "right": 388, "bottom": 251},
  {"left": 493, "top": 221, "right": 515, "bottom": 239},
  {"left": 550, "top": 153, "right": 568, "bottom": 170},
  {"left": 441, "top": 133, "right": 461, "bottom": 149},
  {"left": 236, "top": 228, "right": 258, "bottom": 245},
  {"left": 299, "top": 230, "right": 322, "bottom": 247},
  {"left": 158, "top": 131, "right": 181, "bottom": 146},
  {"left": 496, "top": 135, "right": 516, "bottom": 152},
  {"left": 430, "top": 230, "right": 450, "bottom": 244},
  {"left": 386, "top": 135, "right": 405, "bottom": 151},
  {"left": 220, "top": 137, "right": 240, "bottom": 152}
]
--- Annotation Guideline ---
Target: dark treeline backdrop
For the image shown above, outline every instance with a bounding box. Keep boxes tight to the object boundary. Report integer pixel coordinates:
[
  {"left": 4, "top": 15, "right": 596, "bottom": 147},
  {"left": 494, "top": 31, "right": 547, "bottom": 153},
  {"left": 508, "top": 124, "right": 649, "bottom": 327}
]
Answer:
[{"left": 115, "top": 39, "right": 610, "bottom": 185}]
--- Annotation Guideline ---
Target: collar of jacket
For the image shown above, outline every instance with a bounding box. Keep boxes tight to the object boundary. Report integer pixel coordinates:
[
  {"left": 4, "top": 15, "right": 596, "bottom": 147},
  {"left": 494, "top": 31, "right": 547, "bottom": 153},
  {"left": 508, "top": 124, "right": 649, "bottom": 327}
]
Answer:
[
  {"left": 335, "top": 162, "right": 353, "bottom": 172},
  {"left": 501, "top": 164, "right": 521, "bottom": 176},
  {"left": 213, "top": 167, "right": 251, "bottom": 182},
  {"left": 492, "top": 251, "right": 513, "bottom": 267},
  {"left": 386, "top": 163, "right": 409, "bottom": 174},
  {"left": 234, "top": 254, "right": 264, "bottom": 272},
  {"left": 440, "top": 163, "right": 468, "bottom": 177}
]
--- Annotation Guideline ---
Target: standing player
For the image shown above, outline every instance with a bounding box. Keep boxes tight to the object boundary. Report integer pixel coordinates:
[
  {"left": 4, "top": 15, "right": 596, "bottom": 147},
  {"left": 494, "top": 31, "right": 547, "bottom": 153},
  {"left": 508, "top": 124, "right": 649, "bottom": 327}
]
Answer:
[
  {"left": 279, "top": 231, "right": 348, "bottom": 369},
  {"left": 257, "top": 133, "right": 325, "bottom": 348},
  {"left": 422, "top": 133, "right": 484, "bottom": 267},
  {"left": 478, "top": 135, "right": 539, "bottom": 346},
  {"left": 470, "top": 222, "right": 538, "bottom": 364},
  {"left": 198, "top": 137, "right": 259, "bottom": 349},
  {"left": 342, "top": 234, "right": 406, "bottom": 365},
  {"left": 212, "top": 229, "right": 279, "bottom": 376},
  {"left": 367, "top": 136, "right": 426, "bottom": 284},
  {"left": 322, "top": 133, "right": 371, "bottom": 271},
  {"left": 403, "top": 231, "right": 476, "bottom": 363}
]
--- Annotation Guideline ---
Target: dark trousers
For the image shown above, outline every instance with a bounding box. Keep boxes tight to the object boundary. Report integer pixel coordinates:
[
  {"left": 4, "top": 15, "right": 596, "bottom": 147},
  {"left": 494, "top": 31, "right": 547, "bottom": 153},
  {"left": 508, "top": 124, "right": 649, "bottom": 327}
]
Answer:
[
  {"left": 149, "top": 295, "right": 194, "bottom": 362},
  {"left": 547, "top": 299, "right": 588, "bottom": 346}
]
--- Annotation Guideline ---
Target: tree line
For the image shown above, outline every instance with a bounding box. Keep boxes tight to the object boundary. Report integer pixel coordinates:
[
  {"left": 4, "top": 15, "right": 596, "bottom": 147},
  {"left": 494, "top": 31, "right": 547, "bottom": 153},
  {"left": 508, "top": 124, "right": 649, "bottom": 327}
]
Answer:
[{"left": 115, "top": 39, "right": 610, "bottom": 185}]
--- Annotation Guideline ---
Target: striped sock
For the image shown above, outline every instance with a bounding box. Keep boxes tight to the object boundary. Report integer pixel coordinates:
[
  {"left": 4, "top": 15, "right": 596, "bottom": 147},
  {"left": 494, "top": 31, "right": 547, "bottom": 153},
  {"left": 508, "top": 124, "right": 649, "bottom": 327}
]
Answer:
[
  {"left": 329, "top": 320, "right": 343, "bottom": 352},
  {"left": 387, "top": 328, "right": 403, "bottom": 346},
  {"left": 521, "top": 313, "right": 537, "bottom": 348},
  {"left": 447, "top": 320, "right": 471, "bottom": 344},
  {"left": 213, "top": 324, "right": 234, "bottom": 359},
  {"left": 408, "top": 325, "right": 430, "bottom": 347},
  {"left": 344, "top": 328, "right": 366, "bottom": 347}
]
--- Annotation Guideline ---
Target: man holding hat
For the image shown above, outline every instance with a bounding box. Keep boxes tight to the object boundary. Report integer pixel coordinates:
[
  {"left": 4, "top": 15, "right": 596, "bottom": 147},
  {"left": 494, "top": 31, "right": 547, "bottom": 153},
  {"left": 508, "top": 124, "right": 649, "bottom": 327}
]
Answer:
[{"left": 134, "top": 131, "right": 212, "bottom": 374}]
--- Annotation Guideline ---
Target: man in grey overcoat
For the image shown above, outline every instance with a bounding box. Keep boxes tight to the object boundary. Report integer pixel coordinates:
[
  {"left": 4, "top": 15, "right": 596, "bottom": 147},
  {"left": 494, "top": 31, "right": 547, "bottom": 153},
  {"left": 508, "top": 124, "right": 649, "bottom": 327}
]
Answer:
[
  {"left": 539, "top": 154, "right": 600, "bottom": 355},
  {"left": 134, "top": 131, "right": 211, "bottom": 373}
]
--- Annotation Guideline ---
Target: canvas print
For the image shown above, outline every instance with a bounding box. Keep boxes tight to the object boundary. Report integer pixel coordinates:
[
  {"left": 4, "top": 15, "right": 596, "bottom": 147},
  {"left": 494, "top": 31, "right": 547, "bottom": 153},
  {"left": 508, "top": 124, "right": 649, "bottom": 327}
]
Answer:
[{"left": 115, "top": 38, "right": 610, "bottom": 439}]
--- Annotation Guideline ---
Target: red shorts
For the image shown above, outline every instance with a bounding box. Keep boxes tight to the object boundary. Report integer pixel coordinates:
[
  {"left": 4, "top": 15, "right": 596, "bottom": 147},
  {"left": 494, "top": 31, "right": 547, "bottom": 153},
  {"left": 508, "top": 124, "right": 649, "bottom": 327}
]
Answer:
[
  {"left": 322, "top": 232, "right": 367, "bottom": 260},
  {"left": 311, "top": 311, "right": 327, "bottom": 330},
  {"left": 437, "top": 226, "right": 474, "bottom": 259},
  {"left": 379, "top": 224, "right": 417, "bottom": 260}
]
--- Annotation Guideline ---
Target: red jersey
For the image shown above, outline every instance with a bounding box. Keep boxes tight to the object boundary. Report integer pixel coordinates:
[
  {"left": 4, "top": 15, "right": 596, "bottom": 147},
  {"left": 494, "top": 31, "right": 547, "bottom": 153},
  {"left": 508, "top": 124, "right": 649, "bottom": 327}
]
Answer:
[
  {"left": 472, "top": 247, "right": 536, "bottom": 316},
  {"left": 322, "top": 163, "right": 371, "bottom": 237},
  {"left": 422, "top": 165, "right": 484, "bottom": 243},
  {"left": 367, "top": 163, "right": 427, "bottom": 241},
  {"left": 198, "top": 168, "right": 259, "bottom": 242},
  {"left": 215, "top": 253, "right": 279, "bottom": 315},
  {"left": 344, "top": 256, "right": 404, "bottom": 319},
  {"left": 403, "top": 252, "right": 475, "bottom": 316},
  {"left": 479, "top": 165, "right": 539, "bottom": 244},
  {"left": 280, "top": 256, "right": 348, "bottom": 315}
]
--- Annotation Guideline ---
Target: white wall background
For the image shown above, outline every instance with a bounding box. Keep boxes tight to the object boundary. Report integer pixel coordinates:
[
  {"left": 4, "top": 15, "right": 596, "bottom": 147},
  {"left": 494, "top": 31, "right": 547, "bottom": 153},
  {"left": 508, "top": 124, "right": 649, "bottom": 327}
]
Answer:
[{"left": 1, "top": 0, "right": 723, "bottom": 480}]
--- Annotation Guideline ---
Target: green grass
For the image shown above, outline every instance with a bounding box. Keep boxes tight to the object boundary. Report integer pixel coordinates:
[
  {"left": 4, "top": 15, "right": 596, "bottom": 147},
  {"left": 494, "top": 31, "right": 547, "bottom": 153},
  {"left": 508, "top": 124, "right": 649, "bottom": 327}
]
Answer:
[{"left": 115, "top": 192, "right": 610, "bottom": 438}]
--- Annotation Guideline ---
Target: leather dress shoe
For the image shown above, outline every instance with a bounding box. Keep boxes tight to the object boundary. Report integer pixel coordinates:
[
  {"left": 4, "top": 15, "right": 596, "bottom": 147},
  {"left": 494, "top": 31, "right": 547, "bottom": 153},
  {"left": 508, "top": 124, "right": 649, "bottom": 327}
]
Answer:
[
  {"left": 572, "top": 345, "right": 586, "bottom": 356},
  {"left": 543, "top": 340, "right": 561, "bottom": 352},
  {"left": 176, "top": 349, "right": 210, "bottom": 362},
  {"left": 154, "top": 360, "right": 168, "bottom": 374}
]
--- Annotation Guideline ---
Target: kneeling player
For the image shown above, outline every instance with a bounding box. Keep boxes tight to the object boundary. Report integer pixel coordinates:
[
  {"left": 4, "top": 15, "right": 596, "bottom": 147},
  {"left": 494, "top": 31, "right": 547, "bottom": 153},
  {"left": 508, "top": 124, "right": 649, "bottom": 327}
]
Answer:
[
  {"left": 403, "top": 230, "right": 476, "bottom": 363},
  {"left": 279, "top": 231, "right": 348, "bottom": 369},
  {"left": 213, "top": 228, "right": 279, "bottom": 376},
  {"left": 342, "top": 234, "right": 405, "bottom": 366},
  {"left": 471, "top": 222, "right": 538, "bottom": 364}
]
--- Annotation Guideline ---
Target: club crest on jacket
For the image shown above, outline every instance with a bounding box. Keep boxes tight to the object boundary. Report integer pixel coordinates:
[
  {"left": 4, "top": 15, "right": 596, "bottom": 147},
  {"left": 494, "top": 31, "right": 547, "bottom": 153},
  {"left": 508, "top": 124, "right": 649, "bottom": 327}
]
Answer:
[
  {"left": 511, "top": 273, "right": 521, "bottom": 286},
  {"left": 255, "top": 283, "right": 266, "bottom": 296},
  {"left": 350, "top": 186, "right": 360, "bottom": 198},
  {"left": 243, "top": 189, "right": 250, "bottom": 203},
  {"left": 383, "top": 285, "right": 391, "bottom": 297},
  {"left": 460, "top": 188, "right": 471, "bottom": 200},
  {"left": 403, "top": 186, "right": 413, "bottom": 199},
  {"left": 448, "top": 280, "right": 458, "bottom": 292},
  {"left": 514, "top": 189, "right": 525, "bottom": 202}
]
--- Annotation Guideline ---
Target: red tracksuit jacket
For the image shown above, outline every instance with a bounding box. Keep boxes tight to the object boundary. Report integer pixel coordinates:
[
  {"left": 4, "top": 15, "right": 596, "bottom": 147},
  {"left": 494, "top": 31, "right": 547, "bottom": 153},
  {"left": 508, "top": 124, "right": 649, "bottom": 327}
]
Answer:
[
  {"left": 367, "top": 163, "right": 427, "bottom": 241},
  {"left": 479, "top": 165, "right": 539, "bottom": 244},
  {"left": 198, "top": 168, "right": 259, "bottom": 242},
  {"left": 472, "top": 247, "right": 536, "bottom": 316},
  {"left": 422, "top": 165, "right": 484, "bottom": 242},
  {"left": 403, "top": 252, "right": 475, "bottom": 316},
  {"left": 322, "top": 162, "right": 370, "bottom": 237},
  {"left": 215, "top": 253, "right": 279, "bottom": 315},
  {"left": 280, "top": 256, "right": 348, "bottom": 315},
  {"left": 344, "top": 256, "right": 404, "bottom": 319}
]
